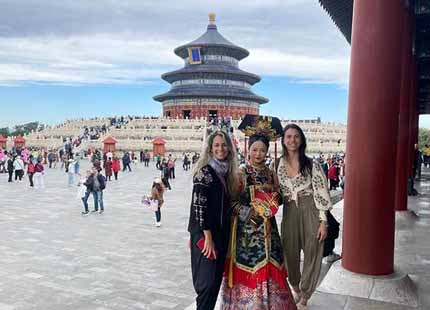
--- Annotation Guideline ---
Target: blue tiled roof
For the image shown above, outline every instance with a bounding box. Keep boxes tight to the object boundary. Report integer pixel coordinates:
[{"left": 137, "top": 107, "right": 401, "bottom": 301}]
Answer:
[
  {"left": 153, "top": 85, "right": 268, "bottom": 104},
  {"left": 174, "top": 24, "right": 249, "bottom": 60},
  {"left": 162, "top": 64, "right": 261, "bottom": 84}
]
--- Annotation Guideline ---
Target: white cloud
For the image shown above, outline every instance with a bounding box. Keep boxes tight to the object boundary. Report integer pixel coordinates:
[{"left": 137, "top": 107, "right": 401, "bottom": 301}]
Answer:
[
  {"left": 242, "top": 48, "right": 349, "bottom": 84},
  {"left": 420, "top": 115, "right": 430, "bottom": 129},
  {"left": 0, "top": 0, "right": 350, "bottom": 86},
  {"left": 0, "top": 34, "right": 182, "bottom": 85}
]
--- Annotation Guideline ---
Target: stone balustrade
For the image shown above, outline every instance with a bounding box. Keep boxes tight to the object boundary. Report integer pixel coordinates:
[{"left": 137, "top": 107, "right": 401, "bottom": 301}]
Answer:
[{"left": 4, "top": 116, "right": 347, "bottom": 154}]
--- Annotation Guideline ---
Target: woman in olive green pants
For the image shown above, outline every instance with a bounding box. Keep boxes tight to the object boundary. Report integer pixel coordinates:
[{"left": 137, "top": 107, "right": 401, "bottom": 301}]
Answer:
[{"left": 275, "top": 124, "right": 332, "bottom": 310}]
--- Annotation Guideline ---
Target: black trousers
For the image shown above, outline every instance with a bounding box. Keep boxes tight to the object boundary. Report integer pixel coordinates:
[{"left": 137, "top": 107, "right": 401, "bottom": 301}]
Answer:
[
  {"left": 8, "top": 171, "right": 13, "bottom": 182},
  {"left": 15, "top": 170, "right": 23, "bottom": 181},
  {"left": 329, "top": 179, "right": 338, "bottom": 190},
  {"left": 162, "top": 177, "right": 171, "bottom": 190},
  {"left": 155, "top": 207, "right": 161, "bottom": 222},
  {"left": 169, "top": 167, "right": 175, "bottom": 179},
  {"left": 123, "top": 163, "right": 131, "bottom": 171},
  {"left": 114, "top": 172, "right": 118, "bottom": 180},
  {"left": 28, "top": 173, "right": 34, "bottom": 187},
  {"left": 190, "top": 232, "right": 228, "bottom": 310}
]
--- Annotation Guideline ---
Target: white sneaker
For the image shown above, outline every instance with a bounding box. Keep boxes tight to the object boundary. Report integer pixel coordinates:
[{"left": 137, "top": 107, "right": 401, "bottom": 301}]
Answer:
[{"left": 155, "top": 222, "right": 161, "bottom": 227}]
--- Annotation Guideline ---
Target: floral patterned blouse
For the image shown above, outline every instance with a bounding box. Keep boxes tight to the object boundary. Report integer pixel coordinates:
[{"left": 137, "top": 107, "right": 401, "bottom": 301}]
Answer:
[{"left": 276, "top": 158, "right": 332, "bottom": 222}]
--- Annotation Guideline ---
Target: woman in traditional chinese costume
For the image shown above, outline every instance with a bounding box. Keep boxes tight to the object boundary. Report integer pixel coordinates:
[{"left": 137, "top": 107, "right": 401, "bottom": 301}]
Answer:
[{"left": 221, "top": 115, "right": 297, "bottom": 310}]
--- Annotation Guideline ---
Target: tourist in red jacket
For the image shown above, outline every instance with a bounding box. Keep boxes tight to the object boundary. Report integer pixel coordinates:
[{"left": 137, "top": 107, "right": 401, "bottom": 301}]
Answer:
[
  {"left": 27, "top": 160, "right": 35, "bottom": 187},
  {"left": 112, "top": 157, "right": 121, "bottom": 180},
  {"left": 104, "top": 157, "right": 113, "bottom": 181},
  {"left": 328, "top": 163, "right": 339, "bottom": 190}
]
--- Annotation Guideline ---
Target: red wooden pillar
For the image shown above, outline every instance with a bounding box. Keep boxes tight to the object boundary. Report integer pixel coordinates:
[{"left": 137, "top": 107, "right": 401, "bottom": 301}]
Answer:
[
  {"left": 395, "top": 9, "right": 413, "bottom": 211},
  {"left": 342, "top": 0, "right": 404, "bottom": 275}
]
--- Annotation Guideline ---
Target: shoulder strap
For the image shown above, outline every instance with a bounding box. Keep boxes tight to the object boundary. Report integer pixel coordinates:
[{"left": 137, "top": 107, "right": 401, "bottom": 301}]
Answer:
[{"left": 275, "top": 157, "right": 281, "bottom": 173}]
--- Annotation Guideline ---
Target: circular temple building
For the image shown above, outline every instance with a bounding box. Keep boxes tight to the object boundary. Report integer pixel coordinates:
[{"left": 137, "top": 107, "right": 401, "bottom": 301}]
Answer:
[{"left": 153, "top": 13, "right": 268, "bottom": 119}]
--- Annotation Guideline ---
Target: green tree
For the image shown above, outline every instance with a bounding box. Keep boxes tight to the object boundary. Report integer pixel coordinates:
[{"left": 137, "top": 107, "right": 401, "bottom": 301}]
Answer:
[
  {"left": 418, "top": 128, "right": 430, "bottom": 149},
  {"left": 10, "top": 121, "right": 41, "bottom": 136},
  {"left": 0, "top": 127, "right": 10, "bottom": 137}
]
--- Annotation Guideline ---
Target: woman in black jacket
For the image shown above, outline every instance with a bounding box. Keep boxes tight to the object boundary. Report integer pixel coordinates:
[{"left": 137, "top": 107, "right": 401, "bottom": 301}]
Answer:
[
  {"left": 188, "top": 130, "right": 238, "bottom": 310},
  {"left": 7, "top": 155, "right": 14, "bottom": 182}
]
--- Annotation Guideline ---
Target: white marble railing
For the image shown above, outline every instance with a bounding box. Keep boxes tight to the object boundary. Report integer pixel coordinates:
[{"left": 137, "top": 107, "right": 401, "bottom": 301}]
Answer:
[{"left": 5, "top": 116, "right": 347, "bottom": 153}]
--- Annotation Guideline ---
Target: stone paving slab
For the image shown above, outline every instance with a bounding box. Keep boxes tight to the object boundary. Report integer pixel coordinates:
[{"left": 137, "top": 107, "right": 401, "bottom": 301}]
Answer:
[
  {"left": 2, "top": 161, "right": 430, "bottom": 309},
  {"left": 0, "top": 160, "right": 195, "bottom": 310}
]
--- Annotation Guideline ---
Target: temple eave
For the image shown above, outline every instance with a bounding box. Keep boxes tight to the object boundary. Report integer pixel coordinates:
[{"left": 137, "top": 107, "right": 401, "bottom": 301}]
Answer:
[
  {"left": 161, "top": 68, "right": 261, "bottom": 84},
  {"left": 174, "top": 44, "right": 249, "bottom": 60},
  {"left": 318, "top": 0, "right": 353, "bottom": 44},
  {"left": 153, "top": 93, "right": 268, "bottom": 104}
]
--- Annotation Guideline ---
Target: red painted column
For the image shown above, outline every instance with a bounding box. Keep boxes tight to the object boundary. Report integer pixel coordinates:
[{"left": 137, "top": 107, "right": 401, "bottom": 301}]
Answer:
[
  {"left": 395, "top": 10, "right": 413, "bottom": 211},
  {"left": 342, "top": 0, "right": 404, "bottom": 275}
]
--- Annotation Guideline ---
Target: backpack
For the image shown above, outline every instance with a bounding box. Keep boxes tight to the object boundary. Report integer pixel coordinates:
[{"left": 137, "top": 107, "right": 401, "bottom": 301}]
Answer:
[
  {"left": 35, "top": 163, "right": 43, "bottom": 173},
  {"left": 98, "top": 175, "right": 106, "bottom": 190},
  {"left": 28, "top": 164, "right": 35, "bottom": 173},
  {"left": 323, "top": 211, "right": 340, "bottom": 257}
]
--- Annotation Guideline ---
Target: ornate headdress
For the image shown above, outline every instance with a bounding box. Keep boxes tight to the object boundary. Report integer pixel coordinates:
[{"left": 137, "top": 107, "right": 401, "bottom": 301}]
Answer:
[{"left": 238, "top": 115, "right": 283, "bottom": 141}]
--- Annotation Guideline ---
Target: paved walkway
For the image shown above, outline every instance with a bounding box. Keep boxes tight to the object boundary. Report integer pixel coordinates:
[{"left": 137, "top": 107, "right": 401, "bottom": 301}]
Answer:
[
  {"left": 309, "top": 172, "right": 430, "bottom": 310},
  {"left": 1, "top": 160, "right": 430, "bottom": 309},
  {"left": 0, "top": 160, "right": 196, "bottom": 310}
]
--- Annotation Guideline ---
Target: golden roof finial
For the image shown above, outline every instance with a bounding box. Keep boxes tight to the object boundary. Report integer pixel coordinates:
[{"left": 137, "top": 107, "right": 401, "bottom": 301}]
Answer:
[{"left": 209, "top": 12, "right": 216, "bottom": 25}]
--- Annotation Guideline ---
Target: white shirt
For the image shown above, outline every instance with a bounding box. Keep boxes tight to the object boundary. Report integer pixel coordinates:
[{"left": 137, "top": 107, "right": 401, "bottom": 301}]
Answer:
[
  {"left": 276, "top": 158, "right": 332, "bottom": 222},
  {"left": 13, "top": 158, "right": 24, "bottom": 170}
]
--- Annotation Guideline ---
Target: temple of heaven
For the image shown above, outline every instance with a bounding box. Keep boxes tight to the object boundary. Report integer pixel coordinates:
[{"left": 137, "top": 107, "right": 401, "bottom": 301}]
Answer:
[{"left": 153, "top": 13, "right": 268, "bottom": 120}]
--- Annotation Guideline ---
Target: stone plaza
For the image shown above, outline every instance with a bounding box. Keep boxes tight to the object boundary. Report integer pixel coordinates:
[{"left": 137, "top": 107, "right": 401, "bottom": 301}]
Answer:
[
  {"left": 1, "top": 159, "right": 430, "bottom": 309},
  {"left": 0, "top": 160, "right": 196, "bottom": 310}
]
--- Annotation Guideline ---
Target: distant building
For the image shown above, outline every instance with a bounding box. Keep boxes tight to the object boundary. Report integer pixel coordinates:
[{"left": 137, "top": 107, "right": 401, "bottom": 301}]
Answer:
[{"left": 153, "top": 13, "right": 268, "bottom": 120}]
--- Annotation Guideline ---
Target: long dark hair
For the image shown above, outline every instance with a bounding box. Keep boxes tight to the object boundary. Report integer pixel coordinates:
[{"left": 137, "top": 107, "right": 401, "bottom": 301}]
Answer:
[{"left": 281, "top": 124, "right": 312, "bottom": 177}]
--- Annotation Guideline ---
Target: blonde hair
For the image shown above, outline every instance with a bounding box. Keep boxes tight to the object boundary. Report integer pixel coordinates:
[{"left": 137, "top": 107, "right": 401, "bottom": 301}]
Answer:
[{"left": 193, "top": 130, "right": 238, "bottom": 196}]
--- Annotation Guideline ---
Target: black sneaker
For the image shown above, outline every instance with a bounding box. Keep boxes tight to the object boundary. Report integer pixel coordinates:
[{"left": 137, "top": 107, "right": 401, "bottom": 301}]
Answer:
[
  {"left": 91, "top": 210, "right": 98, "bottom": 213},
  {"left": 82, "top": 211, "right": 89, "bottom": 216}
]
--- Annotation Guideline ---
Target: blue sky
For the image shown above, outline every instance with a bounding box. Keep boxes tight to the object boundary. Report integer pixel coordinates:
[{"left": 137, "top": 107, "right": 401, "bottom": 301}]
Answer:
[
  {"left": 0, "top": 77, "right": 348, "bottom": 127},
  {"left": 0, "top": 0, "right": 427, "bottom": 128}
]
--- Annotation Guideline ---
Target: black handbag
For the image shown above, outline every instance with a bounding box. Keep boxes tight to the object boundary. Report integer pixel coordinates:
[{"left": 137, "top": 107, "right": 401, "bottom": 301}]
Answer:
[{"left": 323, "top": 210, "right": 340, "bottom": 257}]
